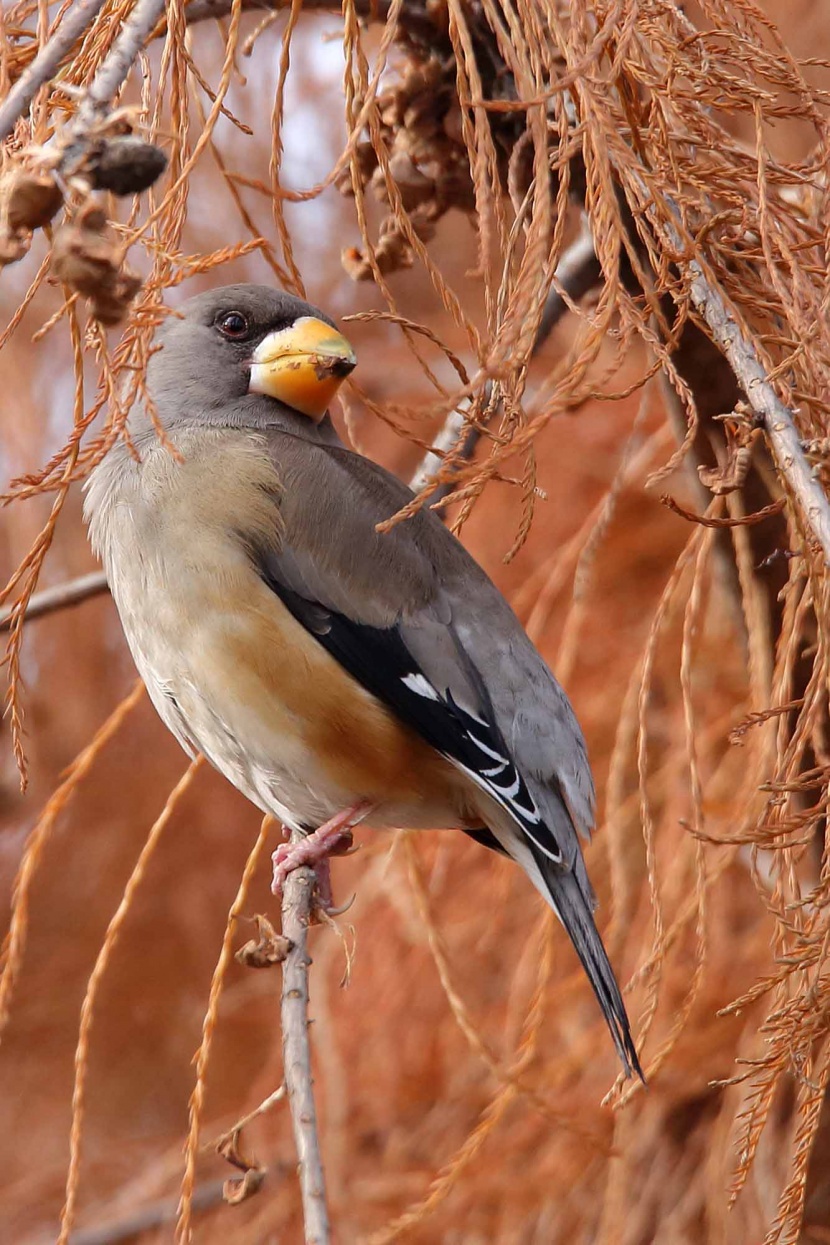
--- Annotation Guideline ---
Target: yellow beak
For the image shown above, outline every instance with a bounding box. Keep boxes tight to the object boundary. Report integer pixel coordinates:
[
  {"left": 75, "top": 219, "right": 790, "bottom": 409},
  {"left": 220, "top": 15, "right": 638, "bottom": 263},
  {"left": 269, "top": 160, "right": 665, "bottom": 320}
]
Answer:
[{"left": 248, "top": 316, "right": 357, "bottom": 421}]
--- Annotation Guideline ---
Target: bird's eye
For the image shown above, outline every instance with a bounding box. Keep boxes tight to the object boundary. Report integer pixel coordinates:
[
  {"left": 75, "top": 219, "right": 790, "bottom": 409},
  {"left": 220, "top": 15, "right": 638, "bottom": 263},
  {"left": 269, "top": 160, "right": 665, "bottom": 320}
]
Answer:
[{"left": 217, "top": 311, "right": 249, "bottom": 339}]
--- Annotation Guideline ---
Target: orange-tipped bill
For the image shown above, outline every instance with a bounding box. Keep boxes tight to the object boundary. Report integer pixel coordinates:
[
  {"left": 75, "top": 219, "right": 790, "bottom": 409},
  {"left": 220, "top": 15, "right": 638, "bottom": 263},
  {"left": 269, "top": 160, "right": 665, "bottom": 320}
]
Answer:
[{"left": 248, "top": 316, "right": 357, "bottom": 420}]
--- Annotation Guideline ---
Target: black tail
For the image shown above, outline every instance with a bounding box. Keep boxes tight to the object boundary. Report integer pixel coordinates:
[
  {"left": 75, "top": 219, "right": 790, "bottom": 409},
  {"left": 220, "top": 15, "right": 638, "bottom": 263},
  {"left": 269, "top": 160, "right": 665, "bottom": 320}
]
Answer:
[{"left": 531, "top": 844, "right": 644, "bottom": 1081}]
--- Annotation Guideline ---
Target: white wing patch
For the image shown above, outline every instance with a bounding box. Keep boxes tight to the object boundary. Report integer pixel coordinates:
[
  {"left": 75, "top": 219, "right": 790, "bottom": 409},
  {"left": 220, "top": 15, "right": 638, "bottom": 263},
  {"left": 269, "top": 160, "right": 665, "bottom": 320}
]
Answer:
[
  {"left": 466, "top": 731, "right": 509, "bottom": 763},
  {"left": 397, "top": 670, "right": 562, "bottom": 864},
  {"left": 401, "top": 673, "right": 441, "bottom": 701},
  {"left": 455, "top": 714, "right": 563, "bottom": 864}
]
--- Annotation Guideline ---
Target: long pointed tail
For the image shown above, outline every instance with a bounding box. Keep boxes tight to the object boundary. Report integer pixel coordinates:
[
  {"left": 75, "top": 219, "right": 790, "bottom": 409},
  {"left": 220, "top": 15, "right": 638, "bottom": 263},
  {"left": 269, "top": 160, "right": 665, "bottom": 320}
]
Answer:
[{"left": 531, "top": 845, "right": 644, "bottom": 1080}]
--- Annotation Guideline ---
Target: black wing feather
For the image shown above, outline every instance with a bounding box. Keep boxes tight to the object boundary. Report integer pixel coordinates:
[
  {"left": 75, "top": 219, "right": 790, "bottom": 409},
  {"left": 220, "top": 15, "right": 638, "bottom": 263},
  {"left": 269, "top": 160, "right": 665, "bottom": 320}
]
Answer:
[
  {"left": 259, "top": 567, "right": 642, "bottom": 1079},
  {"left": 262, "top": 575, "right": 563, "bottom": 863}
]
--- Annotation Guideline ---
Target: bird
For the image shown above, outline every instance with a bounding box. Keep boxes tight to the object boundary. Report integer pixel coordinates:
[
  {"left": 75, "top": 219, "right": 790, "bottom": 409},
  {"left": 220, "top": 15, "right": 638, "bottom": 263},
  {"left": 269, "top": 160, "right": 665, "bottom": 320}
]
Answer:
[{"left": 84, "top": 283, "right": 642, "bottom": 1079}]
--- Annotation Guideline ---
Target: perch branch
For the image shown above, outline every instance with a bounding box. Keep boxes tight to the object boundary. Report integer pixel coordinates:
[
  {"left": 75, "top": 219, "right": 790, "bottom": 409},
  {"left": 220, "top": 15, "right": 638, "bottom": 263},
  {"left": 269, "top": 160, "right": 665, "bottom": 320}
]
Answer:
[
  {"left": 0, "top": 0, "right": 107, "bottom": 143},
  {"left": 654, "top": 199, "right": 830, "bottom": 565},
  {"left": 280, "top": 856, "right": 330, "bottom": 1245}
]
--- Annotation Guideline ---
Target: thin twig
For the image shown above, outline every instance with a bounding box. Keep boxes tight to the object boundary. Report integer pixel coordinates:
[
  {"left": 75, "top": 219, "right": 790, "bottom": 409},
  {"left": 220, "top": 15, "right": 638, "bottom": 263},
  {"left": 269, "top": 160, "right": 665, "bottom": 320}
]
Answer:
[
  {"left": 410, "top": 225, "right": 601, "bottom": 500},
  {"left": 0, "top": 0, "right": 107, "bottom": 143},
  {"left": 62, "top": 1179, "right": 227, "bottom": 1245},
  {"left": 0, "top": 570, "right": 108, "bottom": 631},
  {"left": 211, "top": 1084, "right": 286, "bottom": 1151},
  {"left": 280, "top": 853, "right": 330, "bottom": 1245},
  {"left": 660, "top": 494, "right": 786, "bottom": 529}
]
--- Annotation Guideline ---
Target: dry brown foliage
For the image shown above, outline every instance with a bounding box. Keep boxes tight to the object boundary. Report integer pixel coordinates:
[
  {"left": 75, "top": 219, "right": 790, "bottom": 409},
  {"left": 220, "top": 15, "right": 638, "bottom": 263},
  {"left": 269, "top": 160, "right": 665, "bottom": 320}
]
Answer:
[{"left": 2, "top": 0, "right": 830, "bottom": 1241}]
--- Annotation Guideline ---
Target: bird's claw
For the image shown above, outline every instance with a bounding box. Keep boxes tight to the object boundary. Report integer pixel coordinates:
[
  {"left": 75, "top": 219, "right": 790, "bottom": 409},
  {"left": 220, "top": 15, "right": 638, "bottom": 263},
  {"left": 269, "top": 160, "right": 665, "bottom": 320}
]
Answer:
[
  {"left": 271, "top": 801, "right": 373, "bottom": 906},
  {"left": 321, "top": 891, "right": 357, "bottom": 918}
]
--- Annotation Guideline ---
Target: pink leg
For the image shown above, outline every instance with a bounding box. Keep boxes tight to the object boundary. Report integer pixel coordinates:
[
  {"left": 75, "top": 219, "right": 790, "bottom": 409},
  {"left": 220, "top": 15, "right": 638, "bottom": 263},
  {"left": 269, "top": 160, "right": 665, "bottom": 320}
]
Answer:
[{"left": 271, "top": 800, "right": 374, "bottom": 904}]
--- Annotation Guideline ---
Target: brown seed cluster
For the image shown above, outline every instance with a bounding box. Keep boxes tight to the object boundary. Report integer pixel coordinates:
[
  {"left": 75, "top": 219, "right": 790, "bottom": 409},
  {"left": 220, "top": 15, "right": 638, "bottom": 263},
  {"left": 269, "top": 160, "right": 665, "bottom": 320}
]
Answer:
[
  {"left": 62, "top": 133, "right": 168, "bottom": 198},
  {"left": 0, "top": 115, "right": 166, "bottom": 322},
  {"left": 338, "top": 55, "right": 475, "bottom": 279},
  {"left": 0, "top": 167, "right": 63, "bottom": 267}
]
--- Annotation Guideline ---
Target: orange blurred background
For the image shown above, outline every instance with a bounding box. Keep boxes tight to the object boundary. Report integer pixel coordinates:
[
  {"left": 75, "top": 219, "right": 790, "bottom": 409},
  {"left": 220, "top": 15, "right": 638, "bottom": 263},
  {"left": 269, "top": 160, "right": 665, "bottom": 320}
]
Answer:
[{"left": 2, "top": 2, "right": 830, "bottom": 1242}]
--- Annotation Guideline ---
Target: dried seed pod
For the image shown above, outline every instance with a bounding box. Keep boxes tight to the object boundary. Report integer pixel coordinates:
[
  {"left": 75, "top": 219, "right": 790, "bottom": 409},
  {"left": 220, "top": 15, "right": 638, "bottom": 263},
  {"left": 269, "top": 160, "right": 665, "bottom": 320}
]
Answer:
[
  {"left": 52, "top": 215, "right": 118, "bottom": 297},
  {"left": 1, "top": 168, "right": 63, "bottom": 231},
  {"left": 235, "top": 914, "right": 293, "bottom": 968},
  {"left": 51, "top": 200, "right": 142, "bottom": 325},
  {"left": 385, "top": 150, "right": 434, "bottom": 210},
  {"left": 85, "top": 137, "right": 168, "bottom": 196},
  {"left": 337, "top": 48, "right": 479, "bottom": 284},
  {"left": 341, "top": 246, "right": 373, "bottom": 281},
  {"left": 0, "top": 225, "right": 29, "bottom": 268},
  {"left": 334, "top": 142, "right": 378, "bottom": 197},
  {"left": 342, "top": 216, "right": 421, "bottom": 280},
  {"left": 90, "top": 268, "right": 142, "bottom": 326},
  {"left": 223, "top": 1168, "right": 265, "bottom": 1206},
  {"left": 403, "top": 89, "right": 447, "bottom": 135}
]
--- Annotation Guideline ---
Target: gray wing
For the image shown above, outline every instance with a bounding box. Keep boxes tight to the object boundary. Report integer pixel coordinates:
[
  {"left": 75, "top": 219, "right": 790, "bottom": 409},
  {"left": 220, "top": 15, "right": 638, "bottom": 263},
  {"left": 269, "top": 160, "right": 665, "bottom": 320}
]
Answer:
[
  {"left": 249, "top": 431, "right": 595, "bottom": 865},
  {"left": 250, "top": 431, "right": 641, "bottom": 1079}
]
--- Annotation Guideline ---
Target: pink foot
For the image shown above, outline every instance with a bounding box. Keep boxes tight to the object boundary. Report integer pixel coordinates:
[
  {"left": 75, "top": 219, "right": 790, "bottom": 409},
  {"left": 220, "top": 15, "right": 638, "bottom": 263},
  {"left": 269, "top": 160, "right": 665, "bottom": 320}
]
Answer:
[{"left": 271, "top": 800, "right": 374, "bottom": 907}]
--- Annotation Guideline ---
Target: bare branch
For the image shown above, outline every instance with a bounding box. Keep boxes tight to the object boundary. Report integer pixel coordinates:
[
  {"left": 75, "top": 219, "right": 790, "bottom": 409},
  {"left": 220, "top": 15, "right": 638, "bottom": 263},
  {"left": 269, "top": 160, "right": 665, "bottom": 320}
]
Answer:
[
  {"left": 688, "top": 275, "right": 830, "bottom": 563},
  {"left": 280, "top": 851, "right": 331, "bottom": 1245},
  {"left": 411, "top": 224, "right": 601, "bottom": 501},
  {"left": 0, "top": 570, "right": 108, "bottom": 632},
  {"left": 0, "top": 0, "right": 107, "bottom": 143},
  {"left": 181, "top": 0, "right": 402, "bottom": 30},
  {"left": 185, "top": 0, "right": 333, "bottom": 20},
  {"left": 0, "top": 0, "right": 166, "bottom": 147},
  {"left": 654, "top": 201, "right": 830, "bottom": 565},
  {"left": 70, "top": 0, "right": 167, "bottom": 134},
  {"left": 62, "top": 1179, "right": 227, "bottom": 1245}
]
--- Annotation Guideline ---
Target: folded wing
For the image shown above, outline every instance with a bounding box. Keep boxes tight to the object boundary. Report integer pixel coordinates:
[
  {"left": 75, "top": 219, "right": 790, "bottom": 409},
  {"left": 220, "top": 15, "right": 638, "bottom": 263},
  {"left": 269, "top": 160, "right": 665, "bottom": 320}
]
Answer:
[{"left": 248, "top": 431, "right": 640, "bottom": 1076}]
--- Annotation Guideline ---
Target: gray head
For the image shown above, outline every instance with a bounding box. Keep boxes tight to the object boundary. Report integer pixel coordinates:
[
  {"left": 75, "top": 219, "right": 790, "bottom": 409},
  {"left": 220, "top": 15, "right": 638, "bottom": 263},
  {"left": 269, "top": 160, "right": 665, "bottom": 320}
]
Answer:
[{"left": 145, "top": 284, "right": 357, "bottom": 432}]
